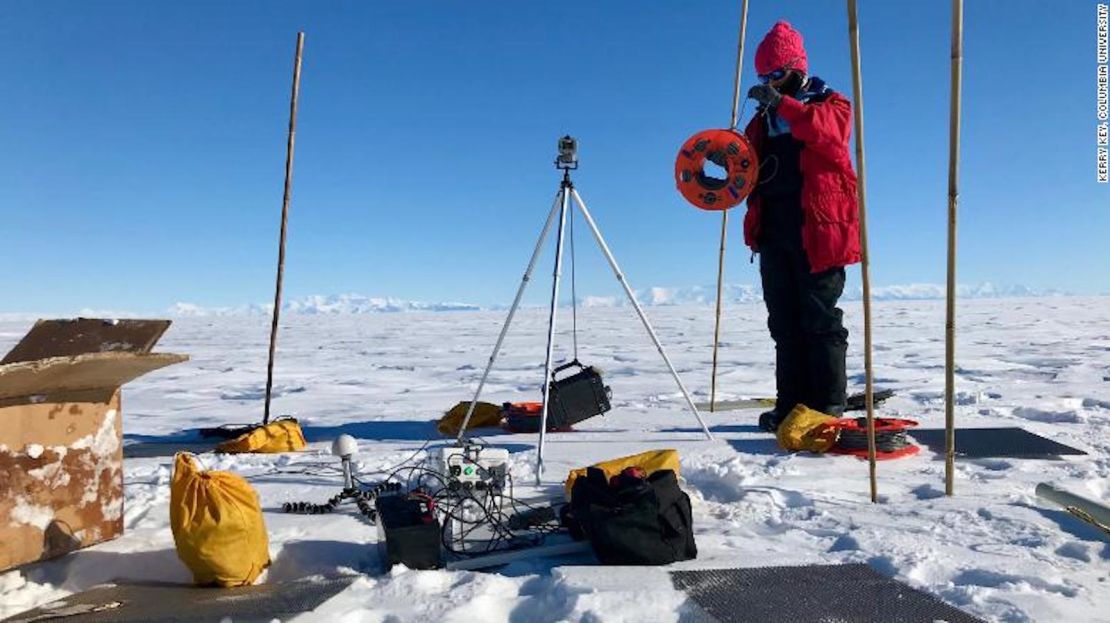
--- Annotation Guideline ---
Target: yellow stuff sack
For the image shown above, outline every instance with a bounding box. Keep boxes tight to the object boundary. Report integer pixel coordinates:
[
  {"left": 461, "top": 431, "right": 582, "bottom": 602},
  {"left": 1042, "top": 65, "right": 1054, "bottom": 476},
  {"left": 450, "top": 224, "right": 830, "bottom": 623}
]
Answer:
[
  {"left": 776, "top": 405, "right": 840, "bottom": 453},
  {"left": 437, "top": 401, "right": 503, "bottom": 436},
  {"left": 216, "top": 418, "right": 307, "bottom": 454},
  {"left": 565, "top": 449, "right": 681, "bottom": 500},
  {"left": 170, "top": 453, "right": 270, "bottom": 586}
]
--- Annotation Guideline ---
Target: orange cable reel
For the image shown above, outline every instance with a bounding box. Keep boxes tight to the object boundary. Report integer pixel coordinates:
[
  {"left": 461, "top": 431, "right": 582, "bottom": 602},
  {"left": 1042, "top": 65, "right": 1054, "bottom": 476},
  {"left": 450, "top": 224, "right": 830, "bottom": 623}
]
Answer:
[
  {"left": 674, "top": 129, "right": 759, "bottom": 211},
  {"left": 670, "top": 128, "right": 759, "bottom": 210}
]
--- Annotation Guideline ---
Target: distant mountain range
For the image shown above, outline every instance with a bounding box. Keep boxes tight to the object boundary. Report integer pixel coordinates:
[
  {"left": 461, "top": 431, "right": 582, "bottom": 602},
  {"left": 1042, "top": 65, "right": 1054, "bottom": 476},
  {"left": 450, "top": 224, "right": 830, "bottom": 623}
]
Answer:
[
  {"left": 619, "top": 282, "right": 1068, "bottom": 307},
  {"left": 166, "top": 294, "right": 481, "bottom": 317},
  {"left": 851, "top": 282, "right": 1065, "bottom": 301},
  {"left": 163, "top": 283, "right": 1070, "bottom": 316}
]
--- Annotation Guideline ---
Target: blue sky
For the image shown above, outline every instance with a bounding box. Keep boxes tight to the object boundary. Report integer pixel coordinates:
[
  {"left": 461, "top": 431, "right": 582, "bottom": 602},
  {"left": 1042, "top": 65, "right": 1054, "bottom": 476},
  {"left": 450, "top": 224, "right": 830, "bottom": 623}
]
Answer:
[{"left": 1, "top": 1, "right": 1106, "bottom": 313}]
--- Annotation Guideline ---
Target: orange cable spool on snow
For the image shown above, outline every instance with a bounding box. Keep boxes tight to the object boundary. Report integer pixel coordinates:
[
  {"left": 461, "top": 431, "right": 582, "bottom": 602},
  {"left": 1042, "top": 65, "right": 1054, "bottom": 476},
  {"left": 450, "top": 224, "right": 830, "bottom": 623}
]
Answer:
[
  {"left": 675, "top": 129, "right": 759, "bottom": 211},
  {"left": 827, "top": 417, "right": 920, "bottom": 461}
]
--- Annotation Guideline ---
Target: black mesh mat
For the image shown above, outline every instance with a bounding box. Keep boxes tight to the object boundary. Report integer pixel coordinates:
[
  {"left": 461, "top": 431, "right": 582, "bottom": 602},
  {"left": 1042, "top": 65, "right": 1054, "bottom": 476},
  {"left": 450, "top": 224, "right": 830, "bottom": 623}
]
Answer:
[
  {"left": 909, "top": 427, "right": 1086, "bottom": 458},
  {"left": 671, "top": 564, "right": 984, "bottom": 623},
  {"left": 123, "top": 441, "right": 216, "bottom": 459},
  {"left": 2, "top": 578, "right": 354, "bottom": 623}
]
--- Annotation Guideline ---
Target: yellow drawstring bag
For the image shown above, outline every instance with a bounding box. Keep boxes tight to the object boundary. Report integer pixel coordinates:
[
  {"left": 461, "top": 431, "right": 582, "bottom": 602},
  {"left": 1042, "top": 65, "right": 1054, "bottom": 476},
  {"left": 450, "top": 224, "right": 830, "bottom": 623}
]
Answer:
[
  {"left": 776, "top": 405, "right": 840, "bottom": 453},
  {"left": 215, "top": 418, "right": 307, "bottom": 454},
  {"left": 170, "top": 453, "right": 270, "bottom": 586},
  {"left": 565, "top": 449, "right": 681, "bottom": 500},
  {"left": 437, "top": 401, "right": 503, "bottom": 436}
]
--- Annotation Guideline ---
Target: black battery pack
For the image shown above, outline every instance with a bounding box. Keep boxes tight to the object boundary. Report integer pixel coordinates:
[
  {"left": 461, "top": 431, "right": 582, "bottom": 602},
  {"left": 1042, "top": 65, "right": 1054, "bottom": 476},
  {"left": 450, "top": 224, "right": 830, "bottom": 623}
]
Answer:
[
  {"left": 375, "top": 494, "right": 442, "bottom": 570},
  {"left": 547, "top": 360, "right": 612, "bottom": 430}
]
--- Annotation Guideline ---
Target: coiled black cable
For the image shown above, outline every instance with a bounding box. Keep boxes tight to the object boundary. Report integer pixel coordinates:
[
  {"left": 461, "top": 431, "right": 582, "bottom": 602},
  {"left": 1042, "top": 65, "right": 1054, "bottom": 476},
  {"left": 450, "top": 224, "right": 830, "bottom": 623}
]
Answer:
[{"left": 834, "top": 418, "right": 913, "bottom": 453}]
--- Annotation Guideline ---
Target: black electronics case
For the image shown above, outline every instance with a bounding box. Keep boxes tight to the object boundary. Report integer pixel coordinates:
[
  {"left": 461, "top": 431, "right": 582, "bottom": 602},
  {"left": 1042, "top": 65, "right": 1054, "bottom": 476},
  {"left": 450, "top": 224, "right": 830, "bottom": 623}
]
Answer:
[
  {"left": 547, "top": 360, "right": 612, "bottom": 429},
  {"left": 375, "top": 494, "right": 442, "bottom": 570}
]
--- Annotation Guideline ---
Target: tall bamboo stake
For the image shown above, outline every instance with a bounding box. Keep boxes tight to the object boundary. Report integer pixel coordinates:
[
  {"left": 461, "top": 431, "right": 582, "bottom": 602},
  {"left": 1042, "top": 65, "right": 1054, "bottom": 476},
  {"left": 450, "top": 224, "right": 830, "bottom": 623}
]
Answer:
[
  {"left": 846, "top": 0, "right": 879, "bottom": 503},
  {"left": 264, "top": 32, "right": 305, "bottom": 425},
  {"left": 710, "top": 211, "right": 728, "bottom": 413},
  {"left": 945, "top": 0, "right": 963, "bottom": 496},
  {"left": 710, "top": 0, "right": 750, "bottom": 412}
]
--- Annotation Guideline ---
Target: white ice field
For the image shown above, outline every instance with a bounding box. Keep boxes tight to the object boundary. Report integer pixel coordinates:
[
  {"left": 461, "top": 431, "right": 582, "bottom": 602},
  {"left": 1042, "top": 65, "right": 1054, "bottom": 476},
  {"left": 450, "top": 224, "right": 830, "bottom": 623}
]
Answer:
[{"left": 1, "top": 297, "right": 1107, "bottom": 622}]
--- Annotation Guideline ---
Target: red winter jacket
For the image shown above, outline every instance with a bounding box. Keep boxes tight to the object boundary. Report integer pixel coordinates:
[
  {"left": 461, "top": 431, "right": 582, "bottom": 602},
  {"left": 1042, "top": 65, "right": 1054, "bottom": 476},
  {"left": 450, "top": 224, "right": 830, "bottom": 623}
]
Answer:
[{"left": 742, "top": 91, "right": 861, "bottom": 273}]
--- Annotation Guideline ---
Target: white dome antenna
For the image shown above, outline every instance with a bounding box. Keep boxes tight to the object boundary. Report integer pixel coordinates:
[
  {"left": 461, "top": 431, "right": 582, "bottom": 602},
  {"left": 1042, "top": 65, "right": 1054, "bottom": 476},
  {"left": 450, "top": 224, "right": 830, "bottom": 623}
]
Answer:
[
  {"left": 331, "top": 434, "right": 358, "bottom": 459},
  {"left": 331, "top": 434, "right": 359, "bottom": 490}
]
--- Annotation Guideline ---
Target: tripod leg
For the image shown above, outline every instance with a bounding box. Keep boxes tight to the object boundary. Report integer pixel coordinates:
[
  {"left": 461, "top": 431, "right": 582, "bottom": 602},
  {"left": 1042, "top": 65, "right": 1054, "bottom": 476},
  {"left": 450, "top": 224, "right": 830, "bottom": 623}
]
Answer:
[
  {"left": 570, "top": 189, "right": 714, "bottom": 441},
  {"left": 536, "top": 186, "right": 571, "bottom": 484},
  {"left": 456, "top": 191, "right": 564, "bottom": 442}
]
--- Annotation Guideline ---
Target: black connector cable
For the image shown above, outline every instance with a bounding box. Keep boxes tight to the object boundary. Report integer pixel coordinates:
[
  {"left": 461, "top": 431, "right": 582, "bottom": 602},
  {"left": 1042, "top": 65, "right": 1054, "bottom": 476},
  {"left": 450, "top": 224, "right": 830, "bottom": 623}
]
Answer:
[{"left": 834, "top": 418, "right": 913, "bottom": 453}]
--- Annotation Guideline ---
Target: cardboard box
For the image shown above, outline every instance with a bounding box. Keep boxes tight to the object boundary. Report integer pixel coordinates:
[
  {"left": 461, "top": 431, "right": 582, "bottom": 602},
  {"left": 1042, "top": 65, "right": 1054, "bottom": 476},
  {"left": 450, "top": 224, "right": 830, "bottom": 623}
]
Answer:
[{"left": 0, "top": 318, "right": 187, "bottom": 572}]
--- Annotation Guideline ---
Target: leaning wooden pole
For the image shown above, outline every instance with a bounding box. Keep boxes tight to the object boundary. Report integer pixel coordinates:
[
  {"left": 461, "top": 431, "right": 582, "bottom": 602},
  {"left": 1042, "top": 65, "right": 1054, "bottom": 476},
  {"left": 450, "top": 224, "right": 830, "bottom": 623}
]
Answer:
[
  {"left": 710, "top": 0, "right": 750, "bottom": 412},
  {"left": 945, "top": 0, "right": 963, "bottom": 496},
  {"left": 264, "top": 31, "right": 305, "bottom": 425},
  {"left": 846, "top": 0, "right": 879, "bottom": 503}
]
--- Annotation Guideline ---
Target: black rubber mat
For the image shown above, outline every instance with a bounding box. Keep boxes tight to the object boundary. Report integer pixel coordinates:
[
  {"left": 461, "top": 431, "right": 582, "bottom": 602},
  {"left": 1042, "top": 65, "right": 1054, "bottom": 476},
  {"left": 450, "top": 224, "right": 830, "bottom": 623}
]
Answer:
[
  {"left": 909, "top": 427, "right": 1086, "bottom": 458},
  {"left": 2, "top": 577, "right": 354, "bottom": 623},
  {"left": 671, "top": 564, "right": 983, "bottom": 623},
  {"left": 123, "top": 441, "right": 216, "bottom": 459},
  {"left": 845, "top": 388, "right": 895, "bottom": 411}
]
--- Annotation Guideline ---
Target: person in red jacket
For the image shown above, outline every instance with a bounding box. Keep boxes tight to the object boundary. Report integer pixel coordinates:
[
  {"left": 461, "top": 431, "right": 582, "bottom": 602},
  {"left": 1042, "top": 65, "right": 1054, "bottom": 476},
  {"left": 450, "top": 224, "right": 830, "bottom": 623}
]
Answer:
[{"left": 742, "top": 21, "right": 861, "bottom": 432}]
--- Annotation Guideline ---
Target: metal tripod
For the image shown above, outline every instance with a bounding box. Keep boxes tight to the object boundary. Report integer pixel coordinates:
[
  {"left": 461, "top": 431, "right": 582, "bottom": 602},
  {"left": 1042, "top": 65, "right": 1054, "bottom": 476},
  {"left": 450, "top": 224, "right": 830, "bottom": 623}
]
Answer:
[{"left": 457, "top": 169, "right": 714, "bottom": 484}]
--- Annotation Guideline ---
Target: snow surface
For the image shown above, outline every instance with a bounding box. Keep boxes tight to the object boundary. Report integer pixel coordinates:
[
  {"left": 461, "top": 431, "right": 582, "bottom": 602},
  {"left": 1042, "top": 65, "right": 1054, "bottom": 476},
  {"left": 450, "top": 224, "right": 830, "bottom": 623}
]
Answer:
[{"left": 1, "top": 297, "right": 1108, "bottom": 622}]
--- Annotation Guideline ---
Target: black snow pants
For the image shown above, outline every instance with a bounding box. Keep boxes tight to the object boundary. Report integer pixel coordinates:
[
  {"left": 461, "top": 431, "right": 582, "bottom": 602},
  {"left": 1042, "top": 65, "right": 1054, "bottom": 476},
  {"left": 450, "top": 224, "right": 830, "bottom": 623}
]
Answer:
[{"left": 758, "top": 194, "right": 849, "bottom": 416}]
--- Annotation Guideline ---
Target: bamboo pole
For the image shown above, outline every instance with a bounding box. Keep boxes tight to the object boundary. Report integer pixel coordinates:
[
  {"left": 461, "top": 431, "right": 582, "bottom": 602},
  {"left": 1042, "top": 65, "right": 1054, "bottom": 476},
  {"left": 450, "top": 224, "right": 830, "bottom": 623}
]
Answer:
[
  {"left": 709, "top": 211, "right": 728, "bottom": 412},
  {"left": 945, "top": 0, "right": 963, "bottom": 496},
  {"left": 710, "top": 0, "right": 750, "bottom": 412},
  {"left": 728, "top": 0, "right": 750, "bottom": 131},
  {"left": 264, "top": 32, "right": 305, "bottom": 425},
  {"left": 846, "top": 0, "right": 879, "bottom": 503}
]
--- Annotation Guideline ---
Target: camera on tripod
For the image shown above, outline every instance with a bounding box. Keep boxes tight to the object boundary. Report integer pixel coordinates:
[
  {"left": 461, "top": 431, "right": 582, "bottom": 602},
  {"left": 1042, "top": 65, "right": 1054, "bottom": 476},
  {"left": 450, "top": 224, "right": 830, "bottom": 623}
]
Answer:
[{"left": 555, "top": 135, "right": 579, "bottom": 170}]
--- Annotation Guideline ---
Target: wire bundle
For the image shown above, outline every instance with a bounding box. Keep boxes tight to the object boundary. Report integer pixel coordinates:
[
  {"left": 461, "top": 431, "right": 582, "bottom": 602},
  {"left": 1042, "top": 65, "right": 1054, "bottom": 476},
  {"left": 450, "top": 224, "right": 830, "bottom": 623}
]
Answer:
[
  {"left": 441, "top": 475, "right": 564, "bottom": 557},
  {"left": 277, "top": 448, "right": 566, "bottom": 560},
  {"left": 832, "top": 417, "right": 917, "bottom": 453},
  {"left": 388, "top": 464, "right": 564, "bottom": 558},
  {"left": 835, "top": 427, "right": 911, "bottom": 453}
]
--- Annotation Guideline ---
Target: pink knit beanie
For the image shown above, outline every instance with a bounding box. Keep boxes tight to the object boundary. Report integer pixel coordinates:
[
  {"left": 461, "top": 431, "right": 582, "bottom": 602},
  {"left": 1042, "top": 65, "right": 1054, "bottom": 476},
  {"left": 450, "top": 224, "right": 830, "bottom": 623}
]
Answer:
[{"left": 755, "top": 20, "right": 808, "bottom": 76}]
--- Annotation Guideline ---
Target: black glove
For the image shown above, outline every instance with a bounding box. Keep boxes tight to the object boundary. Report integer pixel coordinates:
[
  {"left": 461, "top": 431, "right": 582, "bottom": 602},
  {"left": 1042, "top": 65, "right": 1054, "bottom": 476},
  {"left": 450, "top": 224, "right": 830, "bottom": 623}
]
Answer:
[{"left": 747, "top": 84, "right": 783, "bottom": 108}]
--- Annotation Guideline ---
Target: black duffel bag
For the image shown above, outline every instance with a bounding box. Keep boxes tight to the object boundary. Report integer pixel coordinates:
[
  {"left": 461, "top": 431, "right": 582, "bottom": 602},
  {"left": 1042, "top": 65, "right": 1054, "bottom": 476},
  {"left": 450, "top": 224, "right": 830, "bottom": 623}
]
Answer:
[{"left": 568, "top": 466, "right": 697, "bottom": 565}]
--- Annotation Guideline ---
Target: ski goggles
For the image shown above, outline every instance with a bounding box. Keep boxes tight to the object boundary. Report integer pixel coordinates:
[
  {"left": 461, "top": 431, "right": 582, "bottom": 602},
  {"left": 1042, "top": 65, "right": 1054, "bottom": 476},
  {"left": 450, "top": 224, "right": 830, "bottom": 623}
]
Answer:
[
  {"left": 758, "top": 58, "right": 804, "bottom": 84},
  {"left": 758, "top": 69, "right": 788, "bottom": 84}
]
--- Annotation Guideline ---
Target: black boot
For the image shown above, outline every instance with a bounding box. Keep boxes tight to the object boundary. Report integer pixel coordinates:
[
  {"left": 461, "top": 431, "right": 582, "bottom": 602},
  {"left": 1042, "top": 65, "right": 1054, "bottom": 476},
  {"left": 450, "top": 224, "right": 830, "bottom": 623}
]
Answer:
[{"left": 758, "top": 409, "right": 787, "bottom": 433}]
